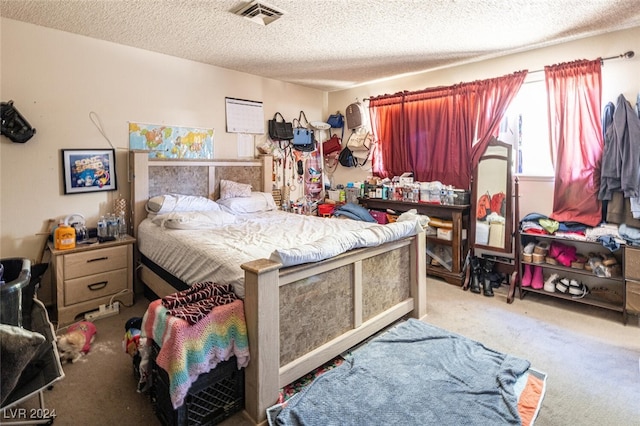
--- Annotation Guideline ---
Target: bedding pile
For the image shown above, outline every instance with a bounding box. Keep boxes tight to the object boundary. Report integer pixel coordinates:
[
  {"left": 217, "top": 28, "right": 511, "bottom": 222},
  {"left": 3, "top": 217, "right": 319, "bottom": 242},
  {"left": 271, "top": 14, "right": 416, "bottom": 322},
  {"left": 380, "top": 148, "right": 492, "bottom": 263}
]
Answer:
[
  {"left": 137, "top": 296, "right": 249, "bottom": 409},
  {"left": 138, "top": 207, "right": 422, "bottom": 297},
  {"left": 267, "top": 319, "right": 546, "bottom": 426}
]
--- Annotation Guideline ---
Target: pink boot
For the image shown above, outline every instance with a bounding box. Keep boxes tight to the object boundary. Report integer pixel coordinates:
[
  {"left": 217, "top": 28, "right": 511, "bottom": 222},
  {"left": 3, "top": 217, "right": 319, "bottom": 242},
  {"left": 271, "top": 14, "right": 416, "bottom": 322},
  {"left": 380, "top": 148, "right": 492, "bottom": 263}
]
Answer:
[
  {"left": 521, "top": 264, "right": 533, "bottom": 287},
  {"left": 531, "top": 266, "right": 544, "bottom": 289}
]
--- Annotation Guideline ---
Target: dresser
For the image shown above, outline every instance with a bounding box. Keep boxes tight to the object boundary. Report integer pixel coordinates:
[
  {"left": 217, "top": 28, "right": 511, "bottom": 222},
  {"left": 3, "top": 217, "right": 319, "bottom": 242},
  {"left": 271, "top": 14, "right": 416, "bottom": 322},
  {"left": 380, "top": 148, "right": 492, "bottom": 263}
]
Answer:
[{"left": 48, "top": 236, "right": 135, "bottom": 325}]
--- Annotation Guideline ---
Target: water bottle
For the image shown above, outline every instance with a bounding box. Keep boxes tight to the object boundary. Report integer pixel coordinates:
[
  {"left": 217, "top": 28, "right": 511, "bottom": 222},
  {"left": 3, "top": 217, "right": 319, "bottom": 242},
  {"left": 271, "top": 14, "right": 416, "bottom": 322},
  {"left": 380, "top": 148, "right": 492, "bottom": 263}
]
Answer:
[
  {"left": 118, "top": 213, "right": 127, "bottom": 238},
  {"left": 107, "top": 214, "right": 119, "bottom": 238},
  {"left": 97, "top": 215, "right": 107, "bottom": 239}
]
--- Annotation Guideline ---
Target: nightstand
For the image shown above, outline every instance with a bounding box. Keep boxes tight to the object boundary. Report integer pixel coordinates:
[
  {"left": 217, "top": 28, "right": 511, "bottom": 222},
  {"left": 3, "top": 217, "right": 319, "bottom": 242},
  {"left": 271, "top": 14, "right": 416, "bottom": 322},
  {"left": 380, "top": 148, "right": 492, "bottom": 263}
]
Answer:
[{"left": 48, "top": 235, "right": 135, "bottom": 326}]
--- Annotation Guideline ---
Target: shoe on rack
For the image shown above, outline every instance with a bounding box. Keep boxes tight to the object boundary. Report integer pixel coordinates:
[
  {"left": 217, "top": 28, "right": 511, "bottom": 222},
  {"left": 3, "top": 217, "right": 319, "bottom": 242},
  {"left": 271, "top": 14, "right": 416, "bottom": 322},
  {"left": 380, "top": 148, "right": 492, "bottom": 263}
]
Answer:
[
  {"left": 531, "top": 266, "right": 544, "bottom": 290},
  {"left": 568, "top": 280, "right": 589, "bottom": 299},
  {"left": 521, "top": 264, "right": 533, "bottom": 287},
  {"left": 543, "top": 273, "right": 559, "bottom": 293},
  {"left": 523, "top": 242, "right": 536, "bottom": 255},
  {"left": 555, "top": 278, "right": 570, "bottom": 294}
]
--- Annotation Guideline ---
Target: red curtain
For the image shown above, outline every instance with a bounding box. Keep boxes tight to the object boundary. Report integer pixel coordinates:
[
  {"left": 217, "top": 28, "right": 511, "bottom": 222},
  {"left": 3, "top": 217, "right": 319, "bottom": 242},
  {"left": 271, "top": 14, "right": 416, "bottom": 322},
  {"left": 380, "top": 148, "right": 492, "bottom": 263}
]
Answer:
[
  {"left": 545, "top": 59, "right": 603, "bottom": 226},
  {"left": 369, "top": 72, "right": 526, "bottom": 189},
  {"left": 369, "top": 95, "right": 405, "bottom": 179},
  {"left": 470, "top": 72, "right": 528, "bottom": 169}
]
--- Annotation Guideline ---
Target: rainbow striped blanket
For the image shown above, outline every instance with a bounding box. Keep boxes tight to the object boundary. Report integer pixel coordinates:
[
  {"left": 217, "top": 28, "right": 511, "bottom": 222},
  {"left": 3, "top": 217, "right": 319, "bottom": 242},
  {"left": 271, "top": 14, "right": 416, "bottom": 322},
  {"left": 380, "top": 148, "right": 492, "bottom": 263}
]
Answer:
[{"left": 138, "top": 298, "right": 250, "bottom": 408}]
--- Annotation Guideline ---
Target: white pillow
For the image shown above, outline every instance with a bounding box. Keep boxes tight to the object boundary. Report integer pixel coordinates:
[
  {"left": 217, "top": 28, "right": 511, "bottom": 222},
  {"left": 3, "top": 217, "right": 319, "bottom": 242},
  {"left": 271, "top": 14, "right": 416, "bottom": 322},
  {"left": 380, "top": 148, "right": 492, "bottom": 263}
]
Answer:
[
  {"left": 146, "top": 194, "right": 220, "bottom": 214},
  {"left": 219, "top": 180, "right": 252, "bottom": 200},
  {"left": 151, "top": 210, "right": 238, "bottom": 229},
  {"left": 217, "top": 192, "right": 277, "bottom": 214}
]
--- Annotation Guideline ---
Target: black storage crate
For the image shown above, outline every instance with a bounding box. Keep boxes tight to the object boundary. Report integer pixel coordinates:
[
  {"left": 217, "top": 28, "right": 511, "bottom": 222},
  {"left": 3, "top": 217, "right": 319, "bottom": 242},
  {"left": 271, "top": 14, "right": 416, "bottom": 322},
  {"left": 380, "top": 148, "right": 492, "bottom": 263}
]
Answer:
[{"left": 150, "top": 342, "right": 244, "bottom": 426}]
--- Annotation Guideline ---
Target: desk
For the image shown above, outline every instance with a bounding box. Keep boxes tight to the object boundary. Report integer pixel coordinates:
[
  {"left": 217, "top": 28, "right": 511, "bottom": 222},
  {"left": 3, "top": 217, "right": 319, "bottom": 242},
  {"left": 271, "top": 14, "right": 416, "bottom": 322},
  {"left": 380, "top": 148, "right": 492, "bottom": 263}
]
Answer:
[{"left": 358, "top": 199, "right": 470, "bottom": 285}]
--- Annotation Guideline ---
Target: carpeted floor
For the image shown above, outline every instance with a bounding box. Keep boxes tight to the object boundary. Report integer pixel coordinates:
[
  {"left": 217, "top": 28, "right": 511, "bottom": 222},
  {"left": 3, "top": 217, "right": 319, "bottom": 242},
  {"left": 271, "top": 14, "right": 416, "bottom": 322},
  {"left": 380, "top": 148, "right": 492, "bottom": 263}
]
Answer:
[{"left": 9, "top": 277, "right": 640, "bottom": 426}]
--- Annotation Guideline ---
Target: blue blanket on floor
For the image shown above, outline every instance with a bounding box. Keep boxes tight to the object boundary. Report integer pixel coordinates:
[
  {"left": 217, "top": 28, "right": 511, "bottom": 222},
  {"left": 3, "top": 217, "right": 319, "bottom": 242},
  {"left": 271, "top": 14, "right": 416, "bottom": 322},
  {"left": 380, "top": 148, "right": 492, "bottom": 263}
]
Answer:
[{"left": 267, "top": 319, "right": 530, "bottom": 426}]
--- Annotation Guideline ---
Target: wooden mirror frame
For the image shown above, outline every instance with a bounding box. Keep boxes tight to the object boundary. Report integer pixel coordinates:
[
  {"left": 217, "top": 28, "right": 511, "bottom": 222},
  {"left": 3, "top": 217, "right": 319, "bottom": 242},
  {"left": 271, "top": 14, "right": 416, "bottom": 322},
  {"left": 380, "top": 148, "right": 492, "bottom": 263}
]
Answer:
[{"left": 470, "top": 138, "right": 513, "bottom": 254}]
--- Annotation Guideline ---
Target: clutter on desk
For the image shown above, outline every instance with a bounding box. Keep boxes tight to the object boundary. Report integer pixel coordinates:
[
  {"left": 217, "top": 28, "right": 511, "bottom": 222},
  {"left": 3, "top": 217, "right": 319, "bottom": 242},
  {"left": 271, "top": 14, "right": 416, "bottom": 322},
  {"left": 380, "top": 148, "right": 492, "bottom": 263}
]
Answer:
[{"left": 347, "top": 174, "right": 469, "bottom": 205}]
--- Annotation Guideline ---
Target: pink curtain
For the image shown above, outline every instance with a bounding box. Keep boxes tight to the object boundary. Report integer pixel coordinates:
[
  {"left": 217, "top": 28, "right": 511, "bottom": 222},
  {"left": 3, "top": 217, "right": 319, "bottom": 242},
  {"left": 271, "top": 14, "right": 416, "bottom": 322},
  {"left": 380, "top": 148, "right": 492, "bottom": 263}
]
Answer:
[
  {"left": 369, "top": 72, "right": 526, "bottom": 189},
  {"left": 369, "top": 94, "right": 405, "bottom": 179},
  {"left": 470, "top": 72, "right": 528, "bottom": 169},
  {"left": 545, "top": 59, "right": 603, "bottom": 226}
]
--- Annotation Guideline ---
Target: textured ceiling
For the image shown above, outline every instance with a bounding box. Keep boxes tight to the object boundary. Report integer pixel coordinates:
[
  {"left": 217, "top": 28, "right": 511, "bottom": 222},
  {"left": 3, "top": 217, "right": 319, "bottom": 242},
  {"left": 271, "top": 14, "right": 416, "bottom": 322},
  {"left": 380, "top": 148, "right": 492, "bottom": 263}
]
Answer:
[{"left": 2, "top": 0, "right": 640, "bottom": 92}]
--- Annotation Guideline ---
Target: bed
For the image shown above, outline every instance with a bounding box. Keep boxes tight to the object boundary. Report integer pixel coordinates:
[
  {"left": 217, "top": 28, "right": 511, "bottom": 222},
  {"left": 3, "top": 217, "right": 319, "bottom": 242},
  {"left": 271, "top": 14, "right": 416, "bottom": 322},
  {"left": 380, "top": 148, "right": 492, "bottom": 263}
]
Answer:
[{"left": 129, "top": 151, "right": 427, "bottom": 425}]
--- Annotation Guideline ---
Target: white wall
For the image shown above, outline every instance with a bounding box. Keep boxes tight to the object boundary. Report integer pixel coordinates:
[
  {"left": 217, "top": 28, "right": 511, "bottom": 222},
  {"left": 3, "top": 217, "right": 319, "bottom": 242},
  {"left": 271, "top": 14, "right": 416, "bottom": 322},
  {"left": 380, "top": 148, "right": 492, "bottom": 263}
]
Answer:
[
  {"left": 328, "top": 26, "right": 640, "bottom": 221},
  {"left": 0, "top": 18, "right": 326, "bottom": 263}
]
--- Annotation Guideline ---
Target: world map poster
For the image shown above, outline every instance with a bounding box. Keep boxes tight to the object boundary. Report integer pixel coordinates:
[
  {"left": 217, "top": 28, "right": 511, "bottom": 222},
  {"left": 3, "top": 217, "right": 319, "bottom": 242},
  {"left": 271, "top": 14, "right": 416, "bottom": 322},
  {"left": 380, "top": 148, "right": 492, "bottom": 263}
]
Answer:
[{"left": 128, "top": 122, "right": 214, "bottom": 159}]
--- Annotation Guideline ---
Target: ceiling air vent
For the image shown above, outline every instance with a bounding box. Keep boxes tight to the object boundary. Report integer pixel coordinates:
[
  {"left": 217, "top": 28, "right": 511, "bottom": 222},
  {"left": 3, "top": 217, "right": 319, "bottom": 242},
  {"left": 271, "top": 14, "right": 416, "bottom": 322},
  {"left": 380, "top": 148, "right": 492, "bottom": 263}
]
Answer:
[{"left": 233, "top": 1, "right": 284, "bottom": 26}]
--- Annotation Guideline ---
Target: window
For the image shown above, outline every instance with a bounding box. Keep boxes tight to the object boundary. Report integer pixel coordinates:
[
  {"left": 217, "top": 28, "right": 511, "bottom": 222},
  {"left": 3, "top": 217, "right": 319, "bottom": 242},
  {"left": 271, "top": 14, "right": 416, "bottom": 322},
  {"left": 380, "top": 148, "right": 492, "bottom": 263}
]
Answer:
[{"left": 499, "top": 80, "right": 554, "bottom": 177}]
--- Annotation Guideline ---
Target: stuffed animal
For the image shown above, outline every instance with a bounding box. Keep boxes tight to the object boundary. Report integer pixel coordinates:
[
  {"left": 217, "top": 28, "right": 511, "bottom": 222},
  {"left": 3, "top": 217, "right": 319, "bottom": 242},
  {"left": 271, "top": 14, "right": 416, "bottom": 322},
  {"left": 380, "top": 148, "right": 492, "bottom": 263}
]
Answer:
[{"left": 57, "top": 321, "right": 97, "bottom": 363}]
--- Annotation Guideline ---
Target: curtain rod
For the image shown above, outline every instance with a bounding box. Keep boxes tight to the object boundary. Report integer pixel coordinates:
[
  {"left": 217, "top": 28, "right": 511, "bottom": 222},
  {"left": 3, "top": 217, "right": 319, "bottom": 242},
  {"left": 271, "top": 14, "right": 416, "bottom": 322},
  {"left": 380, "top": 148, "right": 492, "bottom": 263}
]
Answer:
[
  {"left": 523, "top": 50, "right": 634, "bottom": 75},
  {"left": 365, "top": 50, "right": 635, "bottom": 101}
]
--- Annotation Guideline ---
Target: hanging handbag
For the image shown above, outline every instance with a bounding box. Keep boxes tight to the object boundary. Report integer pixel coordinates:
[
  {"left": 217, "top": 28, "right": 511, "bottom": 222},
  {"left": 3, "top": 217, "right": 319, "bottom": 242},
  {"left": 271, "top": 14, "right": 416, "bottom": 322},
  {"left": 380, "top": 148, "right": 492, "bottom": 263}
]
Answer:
[
  {"left": 323, "top": 134, "right": 342, "bottom": 156},
  {"left": 338, "top": 146, "right": 358, "bottom": 167},
  {"left": 345, "top": 101, "right": 366, "bottom": 130},
  {"left": 293, "top": 120, "right": 313, "bottom": 145},
  {"left": 346, "top": 130, "right": 372, "bottom": 164},
  {"left": 292, "top": 111, "right": 316, "bottom": 152},
  {"left": 327, "top": 111, "right": 344, "bottom": 129},
  {"left": 268, "top": 112, "right": 294, "bottom": 141}
]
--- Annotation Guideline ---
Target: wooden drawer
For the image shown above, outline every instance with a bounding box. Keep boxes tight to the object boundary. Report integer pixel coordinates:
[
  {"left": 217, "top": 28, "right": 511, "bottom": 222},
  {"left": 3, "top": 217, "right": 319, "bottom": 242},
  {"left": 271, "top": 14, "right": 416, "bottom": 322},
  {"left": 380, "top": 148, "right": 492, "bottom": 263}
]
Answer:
[
  {"left": 626, "top": 281, "right": 640, "bottom": 314},
  {"left": 64, "top": 269, "right": 127, "bottom": 305},
  {"left": 63, "top": 245, "right": 128, "bottom": 280}
]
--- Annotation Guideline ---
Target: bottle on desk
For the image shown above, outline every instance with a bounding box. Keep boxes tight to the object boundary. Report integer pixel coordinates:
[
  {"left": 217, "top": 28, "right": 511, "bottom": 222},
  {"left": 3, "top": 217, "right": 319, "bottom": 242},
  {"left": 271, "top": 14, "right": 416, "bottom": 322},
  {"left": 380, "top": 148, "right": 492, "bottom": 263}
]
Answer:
[{"left": 54, "top": 221, "right": 76, "bottom": 250}]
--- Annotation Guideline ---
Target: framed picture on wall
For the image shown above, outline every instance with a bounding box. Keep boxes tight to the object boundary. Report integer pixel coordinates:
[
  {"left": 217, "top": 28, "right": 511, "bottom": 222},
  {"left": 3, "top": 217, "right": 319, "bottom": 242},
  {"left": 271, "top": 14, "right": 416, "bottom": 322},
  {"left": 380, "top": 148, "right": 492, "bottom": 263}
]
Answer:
[{"left": 62, "top": 148, "right": 117, "bottom": 194}]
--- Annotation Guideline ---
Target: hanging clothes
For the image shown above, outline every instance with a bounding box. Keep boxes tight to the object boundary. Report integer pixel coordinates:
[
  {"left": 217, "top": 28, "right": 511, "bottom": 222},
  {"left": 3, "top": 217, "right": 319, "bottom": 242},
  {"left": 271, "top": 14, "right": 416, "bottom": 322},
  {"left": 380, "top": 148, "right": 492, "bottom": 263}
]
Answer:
[{"left": 599, "top": 94, "right": 640, "bottom": 202}]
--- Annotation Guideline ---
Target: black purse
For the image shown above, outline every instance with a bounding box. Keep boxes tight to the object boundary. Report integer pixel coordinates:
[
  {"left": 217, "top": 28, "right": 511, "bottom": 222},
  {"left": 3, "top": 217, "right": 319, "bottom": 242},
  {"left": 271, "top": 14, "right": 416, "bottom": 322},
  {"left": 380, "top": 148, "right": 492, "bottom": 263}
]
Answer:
[
  {"left": 268, "top": 112, "right": 294, "bottom": 141},
  {"left": 338, "top": 146, "right": 358, "bottom": 167}
]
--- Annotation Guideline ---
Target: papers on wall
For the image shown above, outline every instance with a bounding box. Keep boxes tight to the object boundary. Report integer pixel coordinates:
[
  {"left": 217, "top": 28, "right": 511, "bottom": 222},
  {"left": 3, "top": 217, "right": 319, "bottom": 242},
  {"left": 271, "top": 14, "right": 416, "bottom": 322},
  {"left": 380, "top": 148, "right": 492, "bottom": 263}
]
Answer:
[
  {"left": 225, "top": 97, "right": 264, "bottom": 134},
  {"left": 237, "top": 133, "right": 254, "bottom": 158}
]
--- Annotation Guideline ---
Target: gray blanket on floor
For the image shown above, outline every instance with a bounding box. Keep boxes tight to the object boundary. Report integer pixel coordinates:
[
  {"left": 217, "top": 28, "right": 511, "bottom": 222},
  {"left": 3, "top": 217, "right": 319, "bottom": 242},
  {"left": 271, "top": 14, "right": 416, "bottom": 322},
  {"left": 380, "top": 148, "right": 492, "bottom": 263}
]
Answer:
[{"left": 268, "top": 319, "right": 530, "bottom": 426}]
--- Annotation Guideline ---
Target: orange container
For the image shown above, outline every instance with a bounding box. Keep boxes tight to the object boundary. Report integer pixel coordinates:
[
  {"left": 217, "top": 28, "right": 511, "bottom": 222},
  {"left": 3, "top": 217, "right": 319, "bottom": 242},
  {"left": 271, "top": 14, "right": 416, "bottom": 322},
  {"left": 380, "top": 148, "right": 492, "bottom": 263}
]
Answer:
[{"left": 54, "top": 224, "right": 76, "bottom": 250}]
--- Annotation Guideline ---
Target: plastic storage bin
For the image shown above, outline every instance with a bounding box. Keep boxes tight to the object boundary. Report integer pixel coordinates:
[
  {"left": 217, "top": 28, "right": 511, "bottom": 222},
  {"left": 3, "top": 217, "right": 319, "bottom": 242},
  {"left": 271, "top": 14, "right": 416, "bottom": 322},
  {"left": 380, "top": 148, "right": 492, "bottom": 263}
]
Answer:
[
  {"left": 0, "top": 258, "right": 31, "bottom": 327},
  {"left": 150, "top": 342, "right": 244, "bottom": 426}
]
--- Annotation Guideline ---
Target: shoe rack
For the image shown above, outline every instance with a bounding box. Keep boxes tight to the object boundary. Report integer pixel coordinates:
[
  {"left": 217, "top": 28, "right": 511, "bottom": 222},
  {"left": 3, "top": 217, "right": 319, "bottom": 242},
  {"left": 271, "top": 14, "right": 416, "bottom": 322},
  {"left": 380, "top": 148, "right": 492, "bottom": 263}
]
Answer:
[{"left": 517, "top": 233, "right": 628, "bottom": 323}]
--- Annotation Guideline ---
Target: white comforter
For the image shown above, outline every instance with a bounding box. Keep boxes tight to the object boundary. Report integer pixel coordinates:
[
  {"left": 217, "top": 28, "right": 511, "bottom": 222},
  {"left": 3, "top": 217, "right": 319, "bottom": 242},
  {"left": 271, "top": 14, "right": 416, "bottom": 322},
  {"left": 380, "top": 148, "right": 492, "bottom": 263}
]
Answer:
[{"left": 138, "top": 210, "right": 421, "bottom": 297}]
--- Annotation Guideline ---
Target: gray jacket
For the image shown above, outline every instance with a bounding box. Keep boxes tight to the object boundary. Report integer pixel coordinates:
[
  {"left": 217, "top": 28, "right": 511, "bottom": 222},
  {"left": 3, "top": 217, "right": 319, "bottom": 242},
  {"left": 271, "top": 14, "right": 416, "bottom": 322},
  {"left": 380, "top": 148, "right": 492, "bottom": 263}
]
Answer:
[{"left": 599, "top": 94, "right": 640, "bottom": 200}]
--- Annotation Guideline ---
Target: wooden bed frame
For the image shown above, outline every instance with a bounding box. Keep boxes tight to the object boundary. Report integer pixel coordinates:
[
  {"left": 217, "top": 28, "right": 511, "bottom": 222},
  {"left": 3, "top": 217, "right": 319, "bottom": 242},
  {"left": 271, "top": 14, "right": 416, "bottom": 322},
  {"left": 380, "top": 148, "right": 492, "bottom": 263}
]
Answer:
[{"left": 129, "top": 150, "right": 427, "bottom": 425}]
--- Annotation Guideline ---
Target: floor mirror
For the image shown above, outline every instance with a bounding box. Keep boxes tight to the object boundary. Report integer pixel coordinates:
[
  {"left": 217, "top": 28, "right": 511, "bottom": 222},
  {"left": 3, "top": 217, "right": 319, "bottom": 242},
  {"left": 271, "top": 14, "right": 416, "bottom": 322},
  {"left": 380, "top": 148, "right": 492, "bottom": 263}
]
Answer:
[{"left": 470, "top": 137, "right": 514, "bottom": 255}]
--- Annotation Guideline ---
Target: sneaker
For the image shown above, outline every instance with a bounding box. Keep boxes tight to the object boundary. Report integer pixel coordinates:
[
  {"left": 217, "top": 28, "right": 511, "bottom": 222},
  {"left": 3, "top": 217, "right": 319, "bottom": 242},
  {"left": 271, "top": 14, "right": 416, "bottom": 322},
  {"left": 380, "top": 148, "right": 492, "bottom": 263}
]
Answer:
[
  {"left": 555, "top": 278, "right": 570, "bottom": 294},
  {"left": 543, "top": 273, "right": 559, "bottom": 292},
  {"left": 568, "top": 280, "right": 589, "bottom": 299}
]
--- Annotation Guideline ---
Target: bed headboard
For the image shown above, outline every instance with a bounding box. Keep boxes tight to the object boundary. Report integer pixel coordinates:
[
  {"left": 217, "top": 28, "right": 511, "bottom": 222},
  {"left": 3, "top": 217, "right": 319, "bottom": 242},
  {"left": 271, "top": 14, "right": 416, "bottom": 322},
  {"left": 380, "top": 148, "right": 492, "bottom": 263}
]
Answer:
[{"left": 129, "top": 150, "right": 273, "bottom": 237}]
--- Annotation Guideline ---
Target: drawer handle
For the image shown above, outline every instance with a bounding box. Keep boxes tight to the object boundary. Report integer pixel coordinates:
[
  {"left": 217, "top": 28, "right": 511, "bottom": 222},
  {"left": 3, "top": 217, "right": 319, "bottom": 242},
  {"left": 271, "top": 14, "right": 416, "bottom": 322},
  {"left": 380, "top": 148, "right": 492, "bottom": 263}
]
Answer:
[
  {"left": 87, "top": 281, "right": 108, "bottom": 291},
  {"left": 87, "top": 256, "right": 108, "bottom": 263}
]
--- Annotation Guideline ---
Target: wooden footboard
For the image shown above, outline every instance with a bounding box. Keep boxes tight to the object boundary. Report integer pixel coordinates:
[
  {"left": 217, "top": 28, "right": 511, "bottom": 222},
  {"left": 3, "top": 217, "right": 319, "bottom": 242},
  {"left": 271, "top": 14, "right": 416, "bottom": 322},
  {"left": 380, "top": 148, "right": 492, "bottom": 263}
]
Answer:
[
  {"left": 241, "top": 231, "right": 426, "bottom": 425},
  {"left": 129, "top": 150, "right": 427, "bottom": 424}
]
